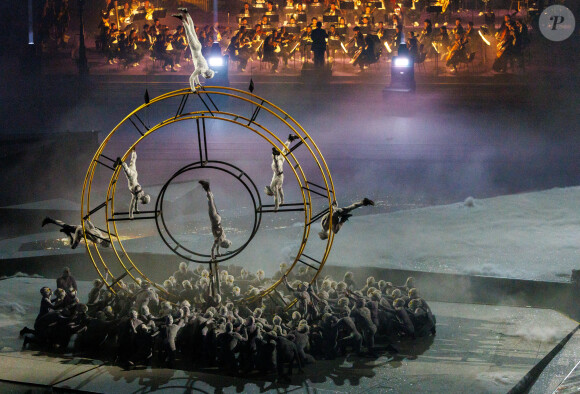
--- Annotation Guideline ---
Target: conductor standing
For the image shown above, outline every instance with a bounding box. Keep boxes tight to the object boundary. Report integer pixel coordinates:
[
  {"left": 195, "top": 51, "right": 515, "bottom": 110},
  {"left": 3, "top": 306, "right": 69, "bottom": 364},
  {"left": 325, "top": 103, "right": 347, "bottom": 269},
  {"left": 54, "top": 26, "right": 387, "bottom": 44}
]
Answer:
[{"left": 310, "top": 21, "right": 328, "bottom": 68}]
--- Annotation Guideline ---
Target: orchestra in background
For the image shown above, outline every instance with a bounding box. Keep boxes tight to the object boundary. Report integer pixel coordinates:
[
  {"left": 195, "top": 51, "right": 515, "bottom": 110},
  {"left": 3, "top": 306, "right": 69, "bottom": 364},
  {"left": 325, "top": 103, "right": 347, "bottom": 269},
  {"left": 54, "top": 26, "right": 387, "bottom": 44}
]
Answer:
[{"left": 96, "top": 0, "right": 531, "bottom": 73}]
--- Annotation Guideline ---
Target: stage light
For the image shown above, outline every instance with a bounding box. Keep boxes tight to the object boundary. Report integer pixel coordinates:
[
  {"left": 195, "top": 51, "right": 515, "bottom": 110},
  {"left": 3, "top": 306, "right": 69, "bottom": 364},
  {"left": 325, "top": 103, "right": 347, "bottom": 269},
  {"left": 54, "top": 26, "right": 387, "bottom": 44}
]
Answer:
[
  {"left": 394, "top": 56, "right": 410, "bottom": 67},
  {"left": 384, "top": 55, "right": 415, "bottom": 93},
  {"left": 209, "top": 56, "right": 224, "bottom": 67}
]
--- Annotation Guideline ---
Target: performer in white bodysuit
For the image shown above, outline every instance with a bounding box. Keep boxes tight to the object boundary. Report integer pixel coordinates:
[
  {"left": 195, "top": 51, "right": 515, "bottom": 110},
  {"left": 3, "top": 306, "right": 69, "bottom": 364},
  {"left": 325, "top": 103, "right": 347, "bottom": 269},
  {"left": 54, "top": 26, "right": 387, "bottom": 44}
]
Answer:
[
  {"left": 265, "top": 134, "right": 299, "bottom": 211},
  {"left": 199, "top": 180, "right": 232, "bottom": 260},
  {"left": 120, "top": 149, "right": 151, "bottom": 219},
  {"left": 319, "top": 198, "right": 375, "bottom": 240},
  {"left": 173, "top": 8, "right": 215, "bottom": 91},
  {"left": 42, "top": 217, "right": 111, "bottom": 249}
]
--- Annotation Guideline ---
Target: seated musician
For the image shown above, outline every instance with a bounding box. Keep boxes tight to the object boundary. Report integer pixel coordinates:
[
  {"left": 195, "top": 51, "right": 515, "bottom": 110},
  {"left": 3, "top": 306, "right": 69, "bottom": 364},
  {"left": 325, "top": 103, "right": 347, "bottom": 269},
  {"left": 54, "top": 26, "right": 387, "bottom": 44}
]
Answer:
[
  {"left": 452, "top": 18, "right": 464, "bottom": 36},
  {"left": 284, "top": 0, "right": 296, "bottom": 9},
  {"left": 337, "top": 16, "right": 347, "bottom": 28},
  {"left": 464, "top": 21, "right": 476, "bottom": 53},
  {"left": 260, "top": 15, "right": 273, "bottom": 31},
  {"left": 446, "top": 32, "right": 467, "bottom": 73},
  {"left": 352, "top": 32, "right": 378, "bottom": 70},
  {"left": 300, "top": 25, "right": 313, "bottom": 62},
  {"left": 279, "top": 26, "right": 297, "bottom": 68},
  {"left": 324, "top": 2, "right": 342, "bottom": 16},
  {"left": 359, "top": 6, "right": 375, "bottom": 26},
  {"left": 120, "top": 2, "right": 132, "bottom": 30},
  {"left": 142, "top": 0, "right": 154, "bottom": 21},
  {"left": 419, "top": 19, "right": 432, "bottom": 44},
  {"left": 327, "top": 24, "right": 343, "bottom": 61},
  {"left": 436, "top": 25, "right": 450, "bottom": 57},
  {"left": 263, "top": 29, "right": 280, "bottom": 72},
  {"left": 406, "top": 31, "right": 419, "bottom": 60},
  {"left": 376, "top": 21, "right": 386, "bottom": 42},
  {"left": 392, "top": 24, "right": 403, "bottom": 54},
  {"left": 251, "top": 24, "right": 265, "bottom": 59},
  {"left": 359, "top": 16, "right": 371, "bottom": 35},
  {"left": 172, "top": 26, "right": 187, "bottom": 68},
  {"left": 349, "top": 25, "right": 365, "bottom": 58},
  {"left": 492, "top": 21, "right": 514, "bottom": 73},
  {"left": 153, "top": 28, "right": 177, "bottom": 72},
  {"left": 294, "top": 4, "right": 307, "bottom": 23},
  {"left": 130, "top": 0, "right": 140, "bottom": 13},
  {"left": 310, "top": 17, "right": 319, "bottom": 29},
  {"left": 228, "top": 26, "right": 252, "bottom": 71},
  {"left": 240, "top": 2, "right": 252, "bottom": 16},
  {"left": 239, "top": 17, "right": 249, "bottom": 28},
  {"left": 265, "top": 0, "right": 277, "bottom": 14},
  {"left": 106, "top": 23, "right": 120, "bottom": 64},
  {"left": 287, "top": 16, "right": 298, "bottom": 27}
]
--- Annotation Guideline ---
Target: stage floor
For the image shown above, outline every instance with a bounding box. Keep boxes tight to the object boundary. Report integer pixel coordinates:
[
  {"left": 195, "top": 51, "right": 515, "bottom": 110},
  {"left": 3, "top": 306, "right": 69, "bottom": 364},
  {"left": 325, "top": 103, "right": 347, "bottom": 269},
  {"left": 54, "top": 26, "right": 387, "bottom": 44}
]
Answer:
[{"left": 0, "top": 278, "right": 578, "bottom": 393}]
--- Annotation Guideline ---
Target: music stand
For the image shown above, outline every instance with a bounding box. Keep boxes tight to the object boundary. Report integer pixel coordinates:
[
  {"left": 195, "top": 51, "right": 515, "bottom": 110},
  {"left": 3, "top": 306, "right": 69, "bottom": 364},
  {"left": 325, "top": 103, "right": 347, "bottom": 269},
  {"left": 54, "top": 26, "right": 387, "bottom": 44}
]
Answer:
[
  {"left": 340, "top": 1, "right": 355, "bottom": 10},
  {"left": 286, "top": 25, "right": 300, "bottom": 34},
  {"left": 265, "top": 13, "right": 279, "bottom": 23},
  {"left": 336, "top": 26, "right": 347, "bottom": 35},
  {"left": 296, "top": 13, "right": 307, "bottom": 23},
  {"left": 323, "top": 15, "right": 338, "bottom": 23},
  {"left": 367, "top": 1, "right": 383, "bottom": 8},
  {"left": 359, "top": 25, "right": 371, "bottom": 35},
  {"left": 426, "top": 5, "right": 443, "bottom": 13},
  {"left": 132, "top": 11, "right": 145, "bottom": 22},
  {"left": 152, "top": 8, "right": 166, "bottom": 19}
]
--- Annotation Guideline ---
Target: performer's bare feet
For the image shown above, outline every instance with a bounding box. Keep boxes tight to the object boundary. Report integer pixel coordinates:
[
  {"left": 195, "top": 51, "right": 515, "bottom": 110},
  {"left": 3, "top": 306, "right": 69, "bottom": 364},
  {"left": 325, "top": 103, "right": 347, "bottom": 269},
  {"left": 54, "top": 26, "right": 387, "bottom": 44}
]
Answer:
[
  {"left": 363, "top": 198, "right": 375, "bottom": 206},
  {"left": 288, "top": 134, "right": 299, "bottom": 142},
  {"left": 199, "top": 180, "right": 210, "bottom": 191},
  {"left": 178, "top": 7, "right": 188, "bottom": 13},
  {"left": 172, "top": 14, "right": 183, "bottom": 20},
  {"left": 272, "top": 147, "right": 281, "bottom": 156}
]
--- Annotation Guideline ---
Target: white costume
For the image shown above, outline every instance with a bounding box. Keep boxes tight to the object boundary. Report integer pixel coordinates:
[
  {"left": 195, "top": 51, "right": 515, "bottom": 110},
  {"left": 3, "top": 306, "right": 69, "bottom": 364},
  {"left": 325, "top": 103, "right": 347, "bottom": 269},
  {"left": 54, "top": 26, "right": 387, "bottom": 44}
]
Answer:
[
  {"left": 121, "top": 150, "right": 150, "bottom": 219},
  {"left": 199, "top": 181, "right": 231, "bottom": 260},
  {"left": 175, "top": 8, "right": 215, "bottom": 91},
  {"left": 42, "top": 217, "right": 111, "bottom": 249},
  {"left": 319, "top": 198, "right": 375, "bottom": 240},
  {"left": 265, "top": 135, "right": 299, "bottom": 211}
]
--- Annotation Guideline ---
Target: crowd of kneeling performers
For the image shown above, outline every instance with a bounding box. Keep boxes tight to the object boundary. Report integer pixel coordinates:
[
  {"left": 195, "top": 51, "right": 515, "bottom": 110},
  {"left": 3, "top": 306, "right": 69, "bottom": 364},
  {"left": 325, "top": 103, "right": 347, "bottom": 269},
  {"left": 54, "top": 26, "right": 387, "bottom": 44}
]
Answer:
[{"left": 20, "top": 263, "right": 436, "bottom": 379}]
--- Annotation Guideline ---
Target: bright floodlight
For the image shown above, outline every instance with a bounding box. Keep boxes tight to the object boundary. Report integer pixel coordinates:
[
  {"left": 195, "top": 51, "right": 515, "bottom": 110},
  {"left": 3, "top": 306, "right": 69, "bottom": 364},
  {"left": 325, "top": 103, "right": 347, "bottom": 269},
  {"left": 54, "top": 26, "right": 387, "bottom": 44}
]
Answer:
[
  {"left": 209, "top": 56, "right": 224, "bottom": 67},
  {"left": 394, "top": 57, "right": 410, "bottom": 67}
]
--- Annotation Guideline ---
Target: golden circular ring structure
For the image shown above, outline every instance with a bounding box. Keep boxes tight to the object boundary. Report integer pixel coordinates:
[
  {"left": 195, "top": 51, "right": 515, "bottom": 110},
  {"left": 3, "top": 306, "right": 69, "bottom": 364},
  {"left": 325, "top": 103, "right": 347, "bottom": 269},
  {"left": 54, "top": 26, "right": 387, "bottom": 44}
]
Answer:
[{"left": 81, "top": 86, "right": 336, "bottom": 306}]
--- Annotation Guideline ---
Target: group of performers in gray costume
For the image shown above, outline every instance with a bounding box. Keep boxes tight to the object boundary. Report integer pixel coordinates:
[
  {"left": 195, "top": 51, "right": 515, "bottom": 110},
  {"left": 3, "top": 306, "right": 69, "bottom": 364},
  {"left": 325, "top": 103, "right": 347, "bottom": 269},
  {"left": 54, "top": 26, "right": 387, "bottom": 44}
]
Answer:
[{"left": 20, "top": 264, "right": 436, "bottom": 380}]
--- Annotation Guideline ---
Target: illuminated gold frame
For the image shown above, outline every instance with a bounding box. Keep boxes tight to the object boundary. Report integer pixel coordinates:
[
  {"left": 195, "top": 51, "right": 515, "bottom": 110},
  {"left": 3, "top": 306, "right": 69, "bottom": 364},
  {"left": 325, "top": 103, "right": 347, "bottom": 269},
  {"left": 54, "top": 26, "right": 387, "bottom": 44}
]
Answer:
[{"left": 81, "top": 87, "right": 336, "bottom": 307}]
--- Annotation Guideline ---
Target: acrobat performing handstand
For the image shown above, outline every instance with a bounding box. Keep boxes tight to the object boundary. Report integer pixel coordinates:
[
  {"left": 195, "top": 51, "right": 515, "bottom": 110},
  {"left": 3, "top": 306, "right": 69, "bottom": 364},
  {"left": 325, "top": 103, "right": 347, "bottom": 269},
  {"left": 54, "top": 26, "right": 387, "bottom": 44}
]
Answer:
[
  {"left": 41, "top": 217, "right": 111, "bottom": 249},
  {"left": 199, "top": 180, "right": 232, "bottom": 260},
  {"left": 318, "top": 198, "right": 375, "bottom": 240},
  {"left": 120, "top": 149, "right": 150, "bottom": 219},
  {"left": 264, "top": 134, "right": 300, "bottom": 211},
  {"left": 173, "top": 8, "right": 215, "bottom": 92}
]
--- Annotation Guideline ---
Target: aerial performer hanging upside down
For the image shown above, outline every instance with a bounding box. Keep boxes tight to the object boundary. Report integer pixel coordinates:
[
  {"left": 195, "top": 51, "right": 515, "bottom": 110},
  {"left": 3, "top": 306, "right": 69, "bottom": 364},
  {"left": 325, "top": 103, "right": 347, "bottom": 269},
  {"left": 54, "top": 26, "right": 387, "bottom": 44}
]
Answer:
[
  {"left": 173, "top": 8, "right": 215, "bottom": 92},
  {"left": 265, "top": 134, "right": 300, "bottom": 211},
  {"left": 318, "top": 198, "right": 375, "bottom": 240},
  {"left": 120, "top": 149, "right": 151, "bottom": 219},
  {"left": 199, "top": 180, "right": 232, "bottom": 260},
  {"left": 41, "top": 217, "right": 111, "bottom": 249}
]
